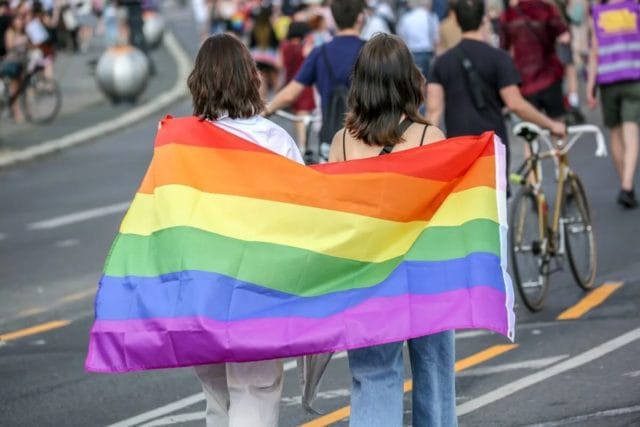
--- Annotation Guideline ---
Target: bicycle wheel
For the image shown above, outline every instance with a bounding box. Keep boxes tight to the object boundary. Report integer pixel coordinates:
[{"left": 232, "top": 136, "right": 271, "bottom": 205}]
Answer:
[
  {"left": 509, "top": 186, "right": 549, "bottom": 311},
  {"left": 21, "top": 73, "right": 62, "bottom": 124},
  {"left": 563, "top": 174, "right": 597, "bottom": 290}
]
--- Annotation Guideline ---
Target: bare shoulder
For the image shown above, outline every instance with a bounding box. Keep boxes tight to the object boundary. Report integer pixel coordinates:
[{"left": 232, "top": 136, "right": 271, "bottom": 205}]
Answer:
[
  {"left": 328, "top": 127, "right": 347, "bottom": 162},
  {"left": 424, "top": 125, "right": 446, "bottom": 145}
]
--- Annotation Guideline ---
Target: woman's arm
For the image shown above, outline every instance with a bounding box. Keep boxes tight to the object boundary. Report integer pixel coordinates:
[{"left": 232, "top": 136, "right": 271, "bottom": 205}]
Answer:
[{"left": 585, "top": 19, "right": 598, "bottom": 110}]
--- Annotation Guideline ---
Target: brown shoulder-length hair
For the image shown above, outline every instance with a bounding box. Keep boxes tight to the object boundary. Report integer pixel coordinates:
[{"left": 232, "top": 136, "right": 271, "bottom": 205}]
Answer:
[
  {"left": 188, "top": 33, "right": 264, "bottom": 120},
  {"left": 345, "top": 33, "right": 429, "bottom": 146}
]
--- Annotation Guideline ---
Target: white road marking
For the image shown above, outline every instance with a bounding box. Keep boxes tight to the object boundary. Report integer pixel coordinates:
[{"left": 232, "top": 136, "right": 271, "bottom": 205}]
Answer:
[
  {"left": 623, "top": 370, "right": 640, "bottom": 378},
  {"left": 55, "top": 239, "right": 79, "bottom": 248},
  {"left": 27, "top": 202, "right": 129, "bottom": 230},
  {"left": 0, "top": 232, "right": 7, "bottom": 241},
  {"left": 139, "top": 412, "right": 204, "bottom": 427},
  {"left": 524, "top": 404, "right": 640, "bottom": 427},
  {"left": 456, "top": 355, "right": 569, "bottom": 377},
  {"left": 457, "top": 327, "right": 640, "bottom": 416}
]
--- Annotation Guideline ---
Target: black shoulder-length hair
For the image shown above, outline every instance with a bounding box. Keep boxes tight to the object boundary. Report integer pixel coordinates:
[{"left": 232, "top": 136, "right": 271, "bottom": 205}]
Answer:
[
  {"left": 188, "top": 33, "right": 264, "bottom": 120},
  {"left": 345, "top": 33, "right": 429, "bottom": 146}
]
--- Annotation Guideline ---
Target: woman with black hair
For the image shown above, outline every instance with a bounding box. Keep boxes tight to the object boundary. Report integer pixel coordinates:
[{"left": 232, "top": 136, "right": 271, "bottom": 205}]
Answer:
[{"left": 328, "top": 33, "right": 457, "bottom": 426}]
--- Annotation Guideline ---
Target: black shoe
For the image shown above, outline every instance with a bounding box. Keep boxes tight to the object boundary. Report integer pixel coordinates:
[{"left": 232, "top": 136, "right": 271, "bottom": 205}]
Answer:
[{"left": 617, "top": 189, "right": 638, "bottom": 209}]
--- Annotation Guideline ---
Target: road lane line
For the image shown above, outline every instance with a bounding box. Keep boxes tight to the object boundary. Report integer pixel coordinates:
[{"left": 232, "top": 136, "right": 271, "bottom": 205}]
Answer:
[
  {"left": 0, "top": 232, "right": 7, "bottom": 240},
  {"left": 456, "top": 355, "right": 569, "bottom": 377},
  {"left": 0, "top": 320, "right": 71, "bottom": 341},
  {"left": 27, "top": 201, "right": 130, "bottom": 230},
  {"left": 457, "top": 326, "right": 640, "bottom": 416},
  {"left": 139, "top": 412, "right": 205, "bottom": 427},
  {"left": 59, "top": 288, "right": 96, "bottom": 303},
  {"left": 557, "top": 282, "right": 623, "bottom": 320},
  {"left": 300, "top": 344, "right": 518, "bottom": 427},
  {"left": 524, "top": 404, "right": 640, "bottom": 427}
]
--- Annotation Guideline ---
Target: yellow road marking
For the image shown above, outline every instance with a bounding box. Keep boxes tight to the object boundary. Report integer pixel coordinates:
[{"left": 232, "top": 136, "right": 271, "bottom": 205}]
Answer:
[
  {"left": 59, "top": 288, "right": 96, "bottom": 303},
  {"left": 299, "top": 343, "right": 518, "bottom": 427},
  {"left": 0, "top": 320, "right": 71, "bottom": 342},
  {"left": 0, "top": 287, "right": 95, "bottom": 325},
  {"left": 16, "top": 307, "right": 47, "bottom": 317},
  {"left": 557, "top": 282, "right": 623, "bottom": 320}
]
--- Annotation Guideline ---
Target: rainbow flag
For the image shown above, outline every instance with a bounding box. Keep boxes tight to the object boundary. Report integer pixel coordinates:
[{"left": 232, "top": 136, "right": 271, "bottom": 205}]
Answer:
[{"left": 85, "top": 116, "right": 515, "bottom": 373}]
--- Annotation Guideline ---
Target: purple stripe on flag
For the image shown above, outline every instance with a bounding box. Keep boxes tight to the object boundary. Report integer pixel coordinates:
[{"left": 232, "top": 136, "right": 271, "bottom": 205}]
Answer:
[{"left": 86, "top": 286, "right": 508, "bottom": 373}]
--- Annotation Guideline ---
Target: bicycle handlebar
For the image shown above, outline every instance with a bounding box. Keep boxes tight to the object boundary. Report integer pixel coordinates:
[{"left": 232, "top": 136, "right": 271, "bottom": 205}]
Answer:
[
  {"left": 274, "top": 109, "right": 321, "bottom": 126},
  {"left": 512, "top": 122, "right": 608, "bottom": 158}
]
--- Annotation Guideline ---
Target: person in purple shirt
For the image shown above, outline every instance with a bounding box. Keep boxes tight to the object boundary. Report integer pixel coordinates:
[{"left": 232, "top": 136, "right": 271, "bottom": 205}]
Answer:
[{"left": 265, "top": 0, "right": 366, "bottom": 161}]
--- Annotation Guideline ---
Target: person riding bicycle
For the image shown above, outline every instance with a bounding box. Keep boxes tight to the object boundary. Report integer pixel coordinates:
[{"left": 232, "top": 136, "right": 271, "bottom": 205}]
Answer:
[
  {"left": 2, "top": 12, "right": 29, "bottom": 122},
  {"left": 427, "top": 0, "right": 566, "bottom": 187},
  {"left": 265, "top": 0, "right": 367, "bottom": 163}
]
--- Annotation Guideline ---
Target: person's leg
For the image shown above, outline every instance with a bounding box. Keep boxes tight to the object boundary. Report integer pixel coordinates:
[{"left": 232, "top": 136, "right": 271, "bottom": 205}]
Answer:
[
  {"left": 601, "top": 84, "right": 625, "bottom": 183},
  {"left": 348, "top": 342, "right": 404, "bottom": 427},
  {"left": 609, "top": 126, "right": 625, "bottom": 181},
  {"left": 619, "top": 84, "right": 640, "bottom": 194},
  {"left": 408, "top": 331, "right": 457, "bottom": 427},
  {"left": 194, "top": 364, "right": 230, "bottom": 427},
  {"left": 620, "top": 121, "right": 639, "bottom": 192},
  {"left": 226, "top": 360, "right": 284, "bottom": 427}
]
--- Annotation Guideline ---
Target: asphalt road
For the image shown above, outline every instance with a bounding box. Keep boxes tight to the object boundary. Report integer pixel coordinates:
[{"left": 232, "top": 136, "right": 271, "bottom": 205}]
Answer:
[{"left": 1, "top": 5, "right": 639, "bottom": 427}]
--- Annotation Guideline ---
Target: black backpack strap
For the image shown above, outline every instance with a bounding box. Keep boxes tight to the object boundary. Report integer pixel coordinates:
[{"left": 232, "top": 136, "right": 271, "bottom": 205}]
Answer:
[{"left": 453, "top": 45, "right": 501, "bottom": 111}]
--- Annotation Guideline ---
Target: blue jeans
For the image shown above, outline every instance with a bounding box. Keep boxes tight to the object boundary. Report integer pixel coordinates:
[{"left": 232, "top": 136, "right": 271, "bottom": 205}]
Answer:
[
  {"left": 348, "top": 331, "right": 457, "bottom": 427},
  {"left": 412, "top": 51, "right": 434, "bottom": 79}
]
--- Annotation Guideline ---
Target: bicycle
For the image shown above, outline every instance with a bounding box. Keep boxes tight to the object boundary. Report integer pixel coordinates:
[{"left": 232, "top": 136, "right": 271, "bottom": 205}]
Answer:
[
  {"left": 0, "top": 55, "right": 62, "bottom": 124},
  {"left": 509, "top": 122, "right": 608, "bottom": 311},
  {"left": 274, "top": 109, "right": 323, "bottom": 164}
]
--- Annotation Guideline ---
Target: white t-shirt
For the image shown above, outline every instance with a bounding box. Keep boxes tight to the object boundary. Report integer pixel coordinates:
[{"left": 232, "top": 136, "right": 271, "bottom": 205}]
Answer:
[
  {"left": 213, "top": 115, "right": 304, "bottom": 164},
  {"left": 397, "top": 8, "right": 440, "bottom": 53}
]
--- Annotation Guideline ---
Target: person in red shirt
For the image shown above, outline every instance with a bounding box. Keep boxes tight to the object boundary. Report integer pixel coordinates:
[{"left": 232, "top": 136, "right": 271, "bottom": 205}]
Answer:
[
  {"left": 280, "top": 21, "right": 316, "bottom": 156},
  {"left": 500, "top": 0, "right": 571, "bottom": 119}
]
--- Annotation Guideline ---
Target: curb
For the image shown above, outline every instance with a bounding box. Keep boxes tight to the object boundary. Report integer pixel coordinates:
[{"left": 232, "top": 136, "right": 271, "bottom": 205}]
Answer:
[{"left": 0, "top": 31, "right": 192, "bottom": 169}]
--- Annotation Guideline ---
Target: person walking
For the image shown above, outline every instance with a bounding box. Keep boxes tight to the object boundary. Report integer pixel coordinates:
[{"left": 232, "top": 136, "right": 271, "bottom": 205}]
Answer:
[
  {"left": 328, "top": 33, "right": 456, "bottom": 427},
  {"left": 427, "top": 0, "right": 566, "bottom": 177},
  {"left": 265, "top": 0, "right": 366, "bottom": 162},
  {"left": 187, "top": 33, "right": 303, "bottom": 427},
  {"left": 586, "top": 0, "right": 640, "bottom": 208},
  {"left": 396, "top": 0, "right": 439, "bottom": 77},
  {"left": 500, "top": 0, "right": 571, "bottom": 121}
]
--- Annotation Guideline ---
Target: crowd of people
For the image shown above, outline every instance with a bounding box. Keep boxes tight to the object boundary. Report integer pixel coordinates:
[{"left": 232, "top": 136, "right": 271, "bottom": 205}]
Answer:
[{"left": 190, "top": 0, "right": 638, "bottom": 208}]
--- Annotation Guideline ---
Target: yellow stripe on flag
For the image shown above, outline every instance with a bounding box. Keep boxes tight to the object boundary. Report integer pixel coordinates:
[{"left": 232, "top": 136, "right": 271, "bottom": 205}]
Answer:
[{"left": 120, "top": 185, "right": 498, "bottom": 263}]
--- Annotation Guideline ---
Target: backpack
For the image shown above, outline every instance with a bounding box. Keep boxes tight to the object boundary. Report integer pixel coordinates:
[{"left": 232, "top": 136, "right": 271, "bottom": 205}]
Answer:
[{"left": 319, "top": 45, "right": 349, "bottom": 145}]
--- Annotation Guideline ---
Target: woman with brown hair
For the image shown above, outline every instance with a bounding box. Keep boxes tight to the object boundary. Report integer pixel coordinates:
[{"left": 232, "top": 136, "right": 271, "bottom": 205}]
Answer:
[
  {"left": 187, "top": 33, "right": 303, "bottom": 427},
  {"left": 328, "top": 33, "right": 457, "bottom": 426}
]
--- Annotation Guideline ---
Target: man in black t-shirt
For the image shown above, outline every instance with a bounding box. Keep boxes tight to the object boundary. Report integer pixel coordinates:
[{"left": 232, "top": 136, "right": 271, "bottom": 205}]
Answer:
[{"left": 426, "top": 0, "right": 566, "bottom": 170}]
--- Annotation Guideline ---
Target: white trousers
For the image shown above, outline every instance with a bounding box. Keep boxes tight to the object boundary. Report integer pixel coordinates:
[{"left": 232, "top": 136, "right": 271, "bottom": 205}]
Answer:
[{"left": 194, "top": 360, "right": 284, "bottom": 427}]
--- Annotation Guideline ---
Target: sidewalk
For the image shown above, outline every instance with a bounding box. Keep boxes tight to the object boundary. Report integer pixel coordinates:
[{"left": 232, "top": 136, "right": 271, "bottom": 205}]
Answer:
[{"left": 0, "top": 28, "right": 181, "bottom": 154}]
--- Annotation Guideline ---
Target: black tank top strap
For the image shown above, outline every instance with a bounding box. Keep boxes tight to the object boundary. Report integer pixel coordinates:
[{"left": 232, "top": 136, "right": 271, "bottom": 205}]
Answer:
[
  {"left": 379, "top": 117, "right": 414, "bottom": 156},
  {"left": 419, "top": 124, "right": 429, "bottom": 146},
  {"left": 342, "top": 128, "right": 347, "bottom": 161}
]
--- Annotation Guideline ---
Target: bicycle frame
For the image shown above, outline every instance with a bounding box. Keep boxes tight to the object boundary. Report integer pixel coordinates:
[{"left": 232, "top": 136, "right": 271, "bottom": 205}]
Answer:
[{"left": 512, "top": 123, "right": 607, "bottom": 258}]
